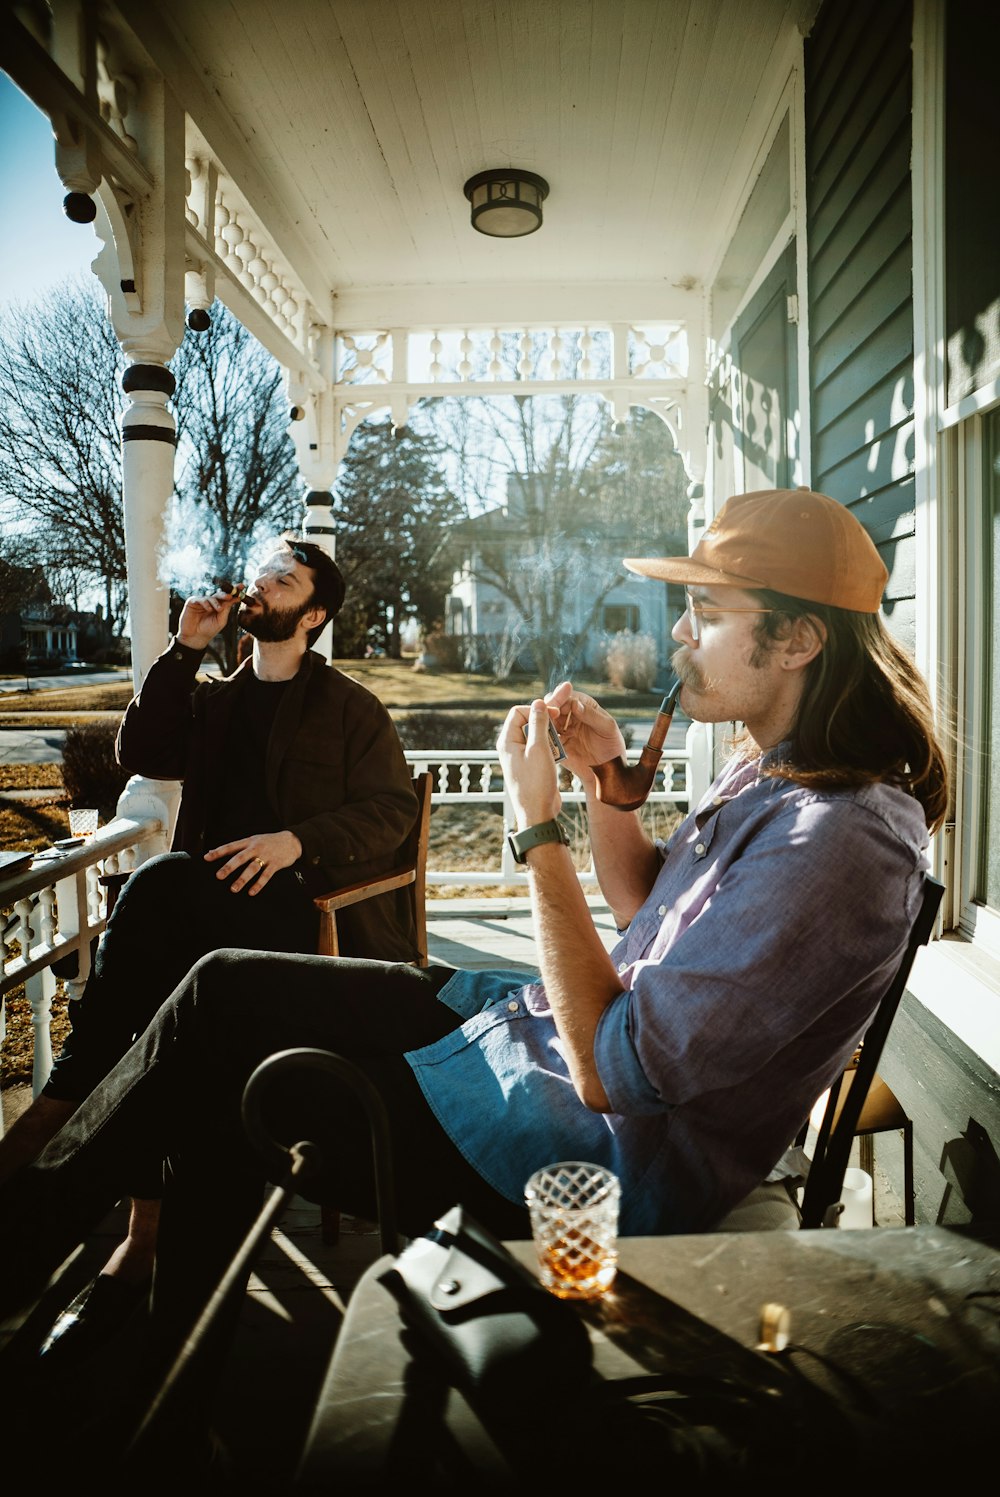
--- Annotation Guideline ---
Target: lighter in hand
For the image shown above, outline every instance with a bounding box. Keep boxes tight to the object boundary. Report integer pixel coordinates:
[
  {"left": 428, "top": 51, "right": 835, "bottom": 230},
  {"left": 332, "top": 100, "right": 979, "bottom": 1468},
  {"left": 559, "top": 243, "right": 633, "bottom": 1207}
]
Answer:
[{"left": 523, "top": 718, "right": 567, "bottom": 761}]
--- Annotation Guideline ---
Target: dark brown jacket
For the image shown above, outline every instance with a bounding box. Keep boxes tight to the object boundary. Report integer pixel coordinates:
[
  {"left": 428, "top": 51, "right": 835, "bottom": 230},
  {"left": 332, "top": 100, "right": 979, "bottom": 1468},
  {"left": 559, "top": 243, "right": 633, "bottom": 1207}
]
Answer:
[{"left": 116, "top": 641, "right": 419, "bottom": 961}]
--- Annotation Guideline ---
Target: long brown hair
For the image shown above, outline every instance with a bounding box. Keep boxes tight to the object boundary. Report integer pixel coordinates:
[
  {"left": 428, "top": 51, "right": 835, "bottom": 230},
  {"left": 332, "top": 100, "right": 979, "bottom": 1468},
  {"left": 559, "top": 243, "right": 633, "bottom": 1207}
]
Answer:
[{"left": 745, "top": 589, "right": 949, "bottom": 833}]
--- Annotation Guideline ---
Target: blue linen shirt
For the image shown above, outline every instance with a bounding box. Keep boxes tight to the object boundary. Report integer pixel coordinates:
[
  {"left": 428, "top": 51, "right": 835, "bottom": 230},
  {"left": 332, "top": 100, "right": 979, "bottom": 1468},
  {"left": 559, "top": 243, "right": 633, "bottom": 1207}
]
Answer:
[{"left": 405, "top": 746, "right": 930, "bottom": 1236}]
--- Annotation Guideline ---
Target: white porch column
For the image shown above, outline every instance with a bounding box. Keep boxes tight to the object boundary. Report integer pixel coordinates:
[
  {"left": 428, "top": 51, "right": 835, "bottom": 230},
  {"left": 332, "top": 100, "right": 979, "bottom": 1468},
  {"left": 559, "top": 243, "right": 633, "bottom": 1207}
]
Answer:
[
  {"left": 80, "top": 69, "right": 187, "bottom": 856},
  {"left": 288, "top": 334, "right": 342, "bottom": 658},
  {"left": 119, "top": 362, "right": 177, "bottom": 683}
]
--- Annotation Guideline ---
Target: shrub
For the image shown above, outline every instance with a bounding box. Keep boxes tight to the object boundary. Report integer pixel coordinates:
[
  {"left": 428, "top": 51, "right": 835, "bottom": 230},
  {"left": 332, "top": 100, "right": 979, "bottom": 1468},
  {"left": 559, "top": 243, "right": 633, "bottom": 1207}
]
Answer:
[
  {"left": 603, "top": 631, "right": 658, "bottom": 691},
  {"left": 414, "top": 630, "right": 466, "bottom": 672},
  {"left": 61, "top": 721, "right": 129, "bottom": 821},
  {"left": 90, "top": 638, "right": 131, "bottom": 666},
  {"left": 395, "top": 711, "right": 503, "bottom": 752}
]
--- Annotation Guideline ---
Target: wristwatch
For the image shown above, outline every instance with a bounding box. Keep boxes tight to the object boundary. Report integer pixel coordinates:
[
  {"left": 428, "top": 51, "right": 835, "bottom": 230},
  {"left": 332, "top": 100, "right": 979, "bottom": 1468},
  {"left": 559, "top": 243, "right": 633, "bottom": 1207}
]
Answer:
[{"left": 507, "top": 819, "right": 570, "bottom": 864}]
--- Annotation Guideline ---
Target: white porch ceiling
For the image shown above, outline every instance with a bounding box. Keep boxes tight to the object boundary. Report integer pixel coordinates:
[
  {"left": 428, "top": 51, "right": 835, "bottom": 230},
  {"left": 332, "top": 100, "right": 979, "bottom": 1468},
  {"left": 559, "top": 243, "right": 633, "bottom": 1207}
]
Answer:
[{"left": 117, "top": 0, "right": 815, "bottom": 328}]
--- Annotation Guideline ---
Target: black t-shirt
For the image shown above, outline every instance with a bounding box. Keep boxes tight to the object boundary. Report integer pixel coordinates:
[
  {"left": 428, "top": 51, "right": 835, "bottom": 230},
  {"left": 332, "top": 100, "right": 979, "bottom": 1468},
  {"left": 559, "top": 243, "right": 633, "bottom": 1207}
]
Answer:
[{"left": 204, "top": 673, "right": 292, "bottom": 851}]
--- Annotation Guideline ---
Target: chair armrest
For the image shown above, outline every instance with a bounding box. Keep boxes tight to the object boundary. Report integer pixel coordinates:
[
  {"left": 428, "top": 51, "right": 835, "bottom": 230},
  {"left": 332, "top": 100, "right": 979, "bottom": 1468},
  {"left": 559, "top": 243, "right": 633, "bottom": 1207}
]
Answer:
[{"left": 314, "top": 866, "right": 417, "bottom": 914}]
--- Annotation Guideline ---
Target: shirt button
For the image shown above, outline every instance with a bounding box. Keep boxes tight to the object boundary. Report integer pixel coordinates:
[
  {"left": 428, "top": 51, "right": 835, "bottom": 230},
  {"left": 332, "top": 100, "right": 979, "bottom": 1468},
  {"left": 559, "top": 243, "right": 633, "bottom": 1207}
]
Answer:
[
  {"left": 657, "top": 904, "right": 666, "bottom": 916},
  {"left": 507, "top": 1000, "right": 518, "bottom": 1013},
  {"left": 695, "top": 842, "right": 706, "bottom": 855},
  {"left": 618, "top": 961, "right": 628, "bottom": 973},
  {"left": 712, "top": 796, "right": 724, "bottom": 807}
]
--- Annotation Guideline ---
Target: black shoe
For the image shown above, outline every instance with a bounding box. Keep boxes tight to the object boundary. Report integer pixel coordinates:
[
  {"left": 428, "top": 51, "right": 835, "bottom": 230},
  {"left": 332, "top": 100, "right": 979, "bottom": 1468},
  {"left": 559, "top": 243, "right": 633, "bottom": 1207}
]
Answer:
[{"left": 38, "top": 1273, "right": 149, "bottom": 1372}]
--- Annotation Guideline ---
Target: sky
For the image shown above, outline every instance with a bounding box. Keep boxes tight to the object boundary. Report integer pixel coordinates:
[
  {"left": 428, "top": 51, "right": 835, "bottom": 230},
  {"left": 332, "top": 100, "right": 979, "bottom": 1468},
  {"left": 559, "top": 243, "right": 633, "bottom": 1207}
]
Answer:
[{"left": 0, "top": 73, "right": 101, "bottom": 309}]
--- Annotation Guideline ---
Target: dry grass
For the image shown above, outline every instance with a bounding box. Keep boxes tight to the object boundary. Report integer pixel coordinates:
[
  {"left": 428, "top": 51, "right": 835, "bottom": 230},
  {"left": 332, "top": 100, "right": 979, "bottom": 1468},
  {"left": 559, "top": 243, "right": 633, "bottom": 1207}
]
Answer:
[
  {"left": 0, "top": 762, "right": 63, "bottom": 791},
  {"left": 0, "top": 793, "right": 70, "bottom": 852},
  {"left": 0, "top": 685, "right": 134, "bottom": 714},
  {"left": 0, "top": 658, "right": 665, "bottom": 722}
]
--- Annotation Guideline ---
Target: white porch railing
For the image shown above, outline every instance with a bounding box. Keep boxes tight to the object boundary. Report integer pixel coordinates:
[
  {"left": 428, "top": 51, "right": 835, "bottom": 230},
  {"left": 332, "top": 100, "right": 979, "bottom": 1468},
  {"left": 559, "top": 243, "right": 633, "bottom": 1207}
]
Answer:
[
  {"left": 0, "top": 815, "right": 164, "bottom": 1126},
  {"left": 1, "top": 746, "right": 691, "bottom": 1124},
  {"left": 403, "top": 746, "right": 691, "bottom": 885}
]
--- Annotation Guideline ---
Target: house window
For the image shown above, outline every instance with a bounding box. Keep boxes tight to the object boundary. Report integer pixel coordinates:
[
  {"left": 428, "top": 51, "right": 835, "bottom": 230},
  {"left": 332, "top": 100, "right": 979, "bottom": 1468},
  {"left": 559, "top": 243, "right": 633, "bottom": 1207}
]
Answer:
[
  {"left": 955, "top": 404, "right": 1000, "bottom": 958},
  {"left": 603, "top": 605, "right": 639, "bottom": 634}
]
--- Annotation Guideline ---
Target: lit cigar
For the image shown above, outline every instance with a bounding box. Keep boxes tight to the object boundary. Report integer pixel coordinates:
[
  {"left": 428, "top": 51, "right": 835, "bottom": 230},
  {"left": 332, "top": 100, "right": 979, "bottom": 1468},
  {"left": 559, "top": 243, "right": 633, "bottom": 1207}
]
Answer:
[
  {"left": 591, "top": 677, "right": 682, "bottom": 811},
  {"left": 212, "top": 576, "right": 248, "bottom": 602}
]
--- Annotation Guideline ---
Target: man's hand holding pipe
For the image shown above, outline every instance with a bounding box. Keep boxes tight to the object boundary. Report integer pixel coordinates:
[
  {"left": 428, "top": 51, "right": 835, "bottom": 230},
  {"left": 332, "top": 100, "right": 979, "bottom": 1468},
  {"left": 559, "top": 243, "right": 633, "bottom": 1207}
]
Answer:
[{"left": 544, "top": 681, "right": 627, "bottom": 786}]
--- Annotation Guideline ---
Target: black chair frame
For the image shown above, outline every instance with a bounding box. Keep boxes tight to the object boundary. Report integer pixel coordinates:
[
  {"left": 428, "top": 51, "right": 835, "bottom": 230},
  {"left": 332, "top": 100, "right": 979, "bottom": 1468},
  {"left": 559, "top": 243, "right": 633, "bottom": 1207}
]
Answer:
[{"left": 798, "top": 875, "right": 943, "bottom": 1229}]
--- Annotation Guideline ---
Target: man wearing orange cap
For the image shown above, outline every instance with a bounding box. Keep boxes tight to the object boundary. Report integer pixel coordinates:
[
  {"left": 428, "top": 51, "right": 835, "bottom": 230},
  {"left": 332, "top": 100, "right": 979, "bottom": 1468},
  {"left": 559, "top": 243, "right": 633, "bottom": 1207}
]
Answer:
[{"left": 0, "top": 488, "right": 948, "bottom": 1476}]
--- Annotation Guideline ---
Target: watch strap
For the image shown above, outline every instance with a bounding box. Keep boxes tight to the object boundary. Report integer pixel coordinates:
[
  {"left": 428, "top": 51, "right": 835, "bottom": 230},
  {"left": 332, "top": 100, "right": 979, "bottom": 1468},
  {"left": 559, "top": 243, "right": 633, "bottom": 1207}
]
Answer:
[{"left": 507, "top": 819, "right": 569, "bottom": 864}]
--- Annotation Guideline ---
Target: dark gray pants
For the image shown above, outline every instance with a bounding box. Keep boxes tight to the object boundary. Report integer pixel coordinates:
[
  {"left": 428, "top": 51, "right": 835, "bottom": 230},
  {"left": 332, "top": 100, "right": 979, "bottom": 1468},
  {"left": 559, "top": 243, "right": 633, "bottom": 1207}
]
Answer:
[
  {"left": 44, "top": 851, "right": 319, "bottom": 1103},
  {"left": 1, "top": 948, "right": 529, "bottom": 1416}
]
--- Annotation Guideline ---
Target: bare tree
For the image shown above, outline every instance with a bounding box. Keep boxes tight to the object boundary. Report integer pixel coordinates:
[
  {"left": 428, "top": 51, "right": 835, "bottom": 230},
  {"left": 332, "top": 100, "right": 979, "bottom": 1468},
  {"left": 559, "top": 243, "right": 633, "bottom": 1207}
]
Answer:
[
  {"left": 428, "top": 389, "right": 688, "bottom": 687},
  {"left": 168, "top": 303, "right": 302, "bottom": 671},
  {"left": 0, "top": 527, "right": 42, "bottom": 619},
  {"left": 0, "top": 284, "right": 302, "bottom": 673},
  {"left": 0, "top": 279, "right": 129, "bottom": 635}
]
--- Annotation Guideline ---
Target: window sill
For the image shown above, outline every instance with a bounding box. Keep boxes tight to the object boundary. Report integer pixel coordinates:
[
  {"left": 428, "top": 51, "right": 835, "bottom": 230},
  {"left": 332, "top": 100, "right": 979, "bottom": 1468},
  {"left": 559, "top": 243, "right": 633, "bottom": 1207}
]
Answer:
[{"left": 906, "top": 934, "right": 1000, "bottom": 1076}]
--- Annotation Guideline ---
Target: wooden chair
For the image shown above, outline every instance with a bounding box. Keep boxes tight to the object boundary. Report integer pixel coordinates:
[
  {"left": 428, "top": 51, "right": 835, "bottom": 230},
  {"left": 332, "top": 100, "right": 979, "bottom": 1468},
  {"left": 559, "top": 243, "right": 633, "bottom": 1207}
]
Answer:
[
  {"left": 804, "top": 1055, "right": 915, "bottom": 1224},
  {"left": 312, "top": 771, "right": 433, "bottom": 1243},
  {"left": 313, "top": 771, "right": 432, "bottom": 968},
  {"left": 104, "top": 776, "right": 432, "bottom": 1248}
]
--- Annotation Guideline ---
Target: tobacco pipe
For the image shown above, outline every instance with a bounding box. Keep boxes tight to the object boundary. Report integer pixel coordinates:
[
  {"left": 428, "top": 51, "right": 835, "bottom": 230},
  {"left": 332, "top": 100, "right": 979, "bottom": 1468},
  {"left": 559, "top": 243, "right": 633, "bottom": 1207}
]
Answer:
[{"left": 591, "top": 676, "right": 683, "bottom": 811}]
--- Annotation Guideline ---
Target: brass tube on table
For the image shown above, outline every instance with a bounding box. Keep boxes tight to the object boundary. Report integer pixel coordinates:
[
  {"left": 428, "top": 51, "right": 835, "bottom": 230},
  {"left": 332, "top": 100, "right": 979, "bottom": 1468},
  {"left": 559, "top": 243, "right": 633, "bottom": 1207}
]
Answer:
[{"left": 591, "top": 677, "right": 682, "bottom": 811}]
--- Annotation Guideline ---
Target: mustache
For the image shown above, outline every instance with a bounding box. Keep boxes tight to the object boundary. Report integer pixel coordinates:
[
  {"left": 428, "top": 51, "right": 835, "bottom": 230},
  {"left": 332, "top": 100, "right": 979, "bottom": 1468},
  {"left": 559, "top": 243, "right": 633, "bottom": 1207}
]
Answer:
[{"left": 670, "top": 649, "right": 699, "bottom": 687}]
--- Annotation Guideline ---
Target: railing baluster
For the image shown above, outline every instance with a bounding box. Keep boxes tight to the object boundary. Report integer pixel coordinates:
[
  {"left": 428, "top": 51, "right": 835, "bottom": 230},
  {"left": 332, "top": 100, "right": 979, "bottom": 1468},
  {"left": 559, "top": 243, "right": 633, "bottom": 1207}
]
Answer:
[
  {"left": 38, "top": 886, "right": 56, "bottom": 949},
  {"left": 27, "top": 968, "right": 55, "bottom": 1097},
  {"left": 0, "top": 815, "right": 165, "bottom": 1137}
]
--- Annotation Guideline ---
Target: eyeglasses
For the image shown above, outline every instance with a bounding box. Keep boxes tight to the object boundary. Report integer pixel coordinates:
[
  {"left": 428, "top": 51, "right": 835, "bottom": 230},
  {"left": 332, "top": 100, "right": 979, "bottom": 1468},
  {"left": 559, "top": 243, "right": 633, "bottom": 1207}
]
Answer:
[{"left": 682, "top": 589, "right": 775, "bottom": 642}]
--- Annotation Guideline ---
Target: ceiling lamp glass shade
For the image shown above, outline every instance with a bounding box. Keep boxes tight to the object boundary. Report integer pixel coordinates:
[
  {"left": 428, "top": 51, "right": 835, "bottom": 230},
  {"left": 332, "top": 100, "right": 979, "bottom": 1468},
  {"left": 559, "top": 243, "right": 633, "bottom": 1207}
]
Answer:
[{"left": 463, "top": 169, "right": 549, "bottom": 237}]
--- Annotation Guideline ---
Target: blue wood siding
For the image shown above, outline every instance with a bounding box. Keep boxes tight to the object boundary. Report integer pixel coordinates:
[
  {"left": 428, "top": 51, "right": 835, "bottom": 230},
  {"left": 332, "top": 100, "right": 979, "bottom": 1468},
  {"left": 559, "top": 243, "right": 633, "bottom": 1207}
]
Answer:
[{"left": 805, "top": 0, "right": 915, "bottom": 647}]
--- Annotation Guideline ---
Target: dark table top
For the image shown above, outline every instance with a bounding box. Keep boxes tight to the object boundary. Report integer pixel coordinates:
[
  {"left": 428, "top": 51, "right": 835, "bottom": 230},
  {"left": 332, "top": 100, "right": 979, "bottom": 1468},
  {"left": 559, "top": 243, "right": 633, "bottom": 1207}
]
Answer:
[{"left": 297, "top": 1224, "right": 1000, "bottom": 1492}]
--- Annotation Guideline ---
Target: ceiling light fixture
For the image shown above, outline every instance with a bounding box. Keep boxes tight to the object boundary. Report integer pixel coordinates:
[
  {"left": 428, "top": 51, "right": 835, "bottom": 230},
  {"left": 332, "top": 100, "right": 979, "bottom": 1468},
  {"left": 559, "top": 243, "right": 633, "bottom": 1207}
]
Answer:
[{"left": 463, "top": 169, "right": 549, "bottom": 238}]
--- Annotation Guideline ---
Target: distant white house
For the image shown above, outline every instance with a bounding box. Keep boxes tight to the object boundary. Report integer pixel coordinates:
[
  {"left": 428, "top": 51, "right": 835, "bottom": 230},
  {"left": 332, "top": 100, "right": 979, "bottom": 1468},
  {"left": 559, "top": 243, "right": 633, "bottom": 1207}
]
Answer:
[{"left": 443, "top": 475, "right": 681, "bottom": 681}]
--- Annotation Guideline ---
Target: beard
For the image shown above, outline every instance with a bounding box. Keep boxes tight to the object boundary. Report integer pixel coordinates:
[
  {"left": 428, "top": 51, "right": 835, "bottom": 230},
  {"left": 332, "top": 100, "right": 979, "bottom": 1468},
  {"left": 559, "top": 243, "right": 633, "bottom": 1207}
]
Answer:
[{"left": 239, "top": 595, "right": 313, "bottom": 643}]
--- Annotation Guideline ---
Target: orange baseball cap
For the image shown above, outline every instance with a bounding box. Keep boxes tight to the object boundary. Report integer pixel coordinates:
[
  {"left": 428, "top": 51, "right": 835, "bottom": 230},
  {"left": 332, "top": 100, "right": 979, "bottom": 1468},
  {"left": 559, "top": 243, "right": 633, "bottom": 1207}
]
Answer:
[{"left": 623, "top": 487, "right": 888, "bottom": 613}]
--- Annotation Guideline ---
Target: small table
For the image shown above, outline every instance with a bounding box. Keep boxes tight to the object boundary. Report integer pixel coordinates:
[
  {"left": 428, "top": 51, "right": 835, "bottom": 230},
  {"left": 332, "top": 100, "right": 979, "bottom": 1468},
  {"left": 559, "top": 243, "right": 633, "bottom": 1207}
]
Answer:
[{"left": 297, "top": 1224, "right": 1000, "bottom": 1489}]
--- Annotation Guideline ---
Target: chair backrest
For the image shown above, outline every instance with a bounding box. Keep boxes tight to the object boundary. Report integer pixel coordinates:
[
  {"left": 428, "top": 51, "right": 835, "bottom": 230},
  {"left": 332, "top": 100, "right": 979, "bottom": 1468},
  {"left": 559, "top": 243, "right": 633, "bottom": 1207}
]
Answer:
[
  {"left": 798, "top": 874, "right": 944, "bottom": 1229},
  {"left": 314, "top": 771, "right": 433, "bottom": 966},
  {"left": 407, "top": 771, "right": 432, "bottom": 967}
]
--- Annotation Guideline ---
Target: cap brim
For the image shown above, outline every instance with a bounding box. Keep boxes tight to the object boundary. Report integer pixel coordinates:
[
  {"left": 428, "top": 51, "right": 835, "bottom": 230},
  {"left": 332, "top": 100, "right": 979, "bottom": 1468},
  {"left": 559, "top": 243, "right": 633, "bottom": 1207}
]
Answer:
[{"left": 623, "top": 557, "right": 769, "bottom": 589}]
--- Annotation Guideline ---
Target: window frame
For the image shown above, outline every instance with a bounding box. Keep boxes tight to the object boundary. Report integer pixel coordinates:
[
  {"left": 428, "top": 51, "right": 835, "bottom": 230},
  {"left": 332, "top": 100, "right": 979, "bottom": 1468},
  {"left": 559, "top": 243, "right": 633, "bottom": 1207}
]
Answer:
[{"left": 951, "top": 406, "right": 1000, "bottom": 961}]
